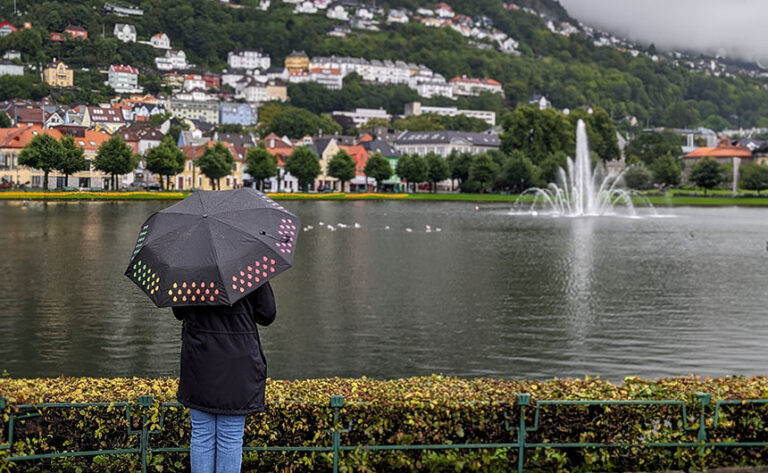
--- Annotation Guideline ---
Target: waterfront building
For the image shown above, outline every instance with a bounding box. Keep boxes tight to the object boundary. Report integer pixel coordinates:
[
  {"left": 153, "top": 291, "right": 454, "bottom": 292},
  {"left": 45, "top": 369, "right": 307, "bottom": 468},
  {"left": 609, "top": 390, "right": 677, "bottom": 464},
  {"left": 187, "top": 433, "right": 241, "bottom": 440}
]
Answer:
[
  {"left": 394, "top": 130, "right": 500, "bottom": 156},
  {"left": 404, "top": 101, "right": 496, "bottom": 126}
]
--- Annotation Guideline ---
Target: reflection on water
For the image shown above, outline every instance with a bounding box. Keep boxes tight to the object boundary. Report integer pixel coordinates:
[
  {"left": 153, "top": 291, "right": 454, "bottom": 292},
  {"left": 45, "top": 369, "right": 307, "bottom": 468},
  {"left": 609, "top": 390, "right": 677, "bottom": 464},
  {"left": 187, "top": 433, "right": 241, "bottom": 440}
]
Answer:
[{"left": 1, "top": 201, "right": 768, "bottom": 381}]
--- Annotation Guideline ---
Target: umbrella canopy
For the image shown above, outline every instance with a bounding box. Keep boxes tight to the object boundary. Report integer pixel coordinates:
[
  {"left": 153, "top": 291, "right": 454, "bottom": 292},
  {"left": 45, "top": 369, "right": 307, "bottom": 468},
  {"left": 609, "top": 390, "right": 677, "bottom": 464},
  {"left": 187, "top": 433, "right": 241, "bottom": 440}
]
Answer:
[{"left": 125, "top": 188, "right": 300, "bottom": 307}]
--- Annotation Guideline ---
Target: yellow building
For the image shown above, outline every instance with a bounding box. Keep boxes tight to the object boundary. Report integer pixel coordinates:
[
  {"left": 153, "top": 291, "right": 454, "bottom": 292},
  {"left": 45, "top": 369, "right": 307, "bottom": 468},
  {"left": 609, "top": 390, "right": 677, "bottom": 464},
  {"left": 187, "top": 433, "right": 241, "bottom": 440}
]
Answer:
[
  {"left": 285, "top": 50, "right": 309, "bottom": 73},
  {"left": 312, "top": 137, "right": 342, "bottom": 190},
  {"left": 266, "top": 83, "right": 288, "bottom": 102},
  {"left": 174, "top": 142, "right": 246, "bottom": 191},
  {"left": 43, "top": 60, "right": 74, "bottom": 88}
]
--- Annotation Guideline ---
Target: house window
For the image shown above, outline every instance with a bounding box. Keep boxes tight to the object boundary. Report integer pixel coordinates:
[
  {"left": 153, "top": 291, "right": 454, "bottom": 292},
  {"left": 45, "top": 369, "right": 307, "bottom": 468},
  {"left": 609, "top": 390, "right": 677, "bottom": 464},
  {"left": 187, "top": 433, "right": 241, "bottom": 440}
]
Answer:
[{"left": 226, "top": 177, "right": 231, "bottom": 187}]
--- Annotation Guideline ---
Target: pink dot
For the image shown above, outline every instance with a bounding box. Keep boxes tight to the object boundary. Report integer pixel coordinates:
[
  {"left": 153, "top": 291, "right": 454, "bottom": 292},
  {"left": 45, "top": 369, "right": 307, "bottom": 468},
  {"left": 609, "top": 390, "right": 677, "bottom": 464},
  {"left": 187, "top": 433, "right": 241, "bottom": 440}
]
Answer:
[
  {"left": 287, "top": 249, "right": 292, "bottom": 254},
  {"left": 240, "top": 279, "right": 245, "bottom": 284},
  {"left": 247, "top": 282, "right": 252, "bottom": 288},
  {"left": 191, "top": 282, "right": 196, "bottom": 288},
  {"left": 262, "top": 264, "right": 267, "bottom": 269},
  {"left": 281, "top": 219, "right": 286, "bottom": 223},
  {"left": 262, "top": 271, "right": 267, "bottom": 277},
  {"left": 247, "top": 266, "right": 253, "bottom": 271},
  {"left": 210, "top": 283, "right": 215, "bottom": 288},
  {"left": 182, "top": 296, "right": 187, "bottom": 302},
  {"left": 200, "top": 282, "right": 206, "bottom": 288},
  {"left": 270, "top": 259, "right": 275, "bottom": 265},
  {"left": 214, "top": 289, "right": 219, "bottom": 295},
  {"left": 239, "top": 287, "right": 245, "bottom": 293},
  {"left": 240, "top": 271, "right": 245, "bottom": 277},
  {"left": 191, "top": 296, "right": 196, "bottom": 301},
  {"left": 232, "top": 276, "right": 237, "bottom": 282},
  {"left": 205, "top": 289, "right": 210, "bottom": 295},
  {"left": 186, "top": 289, "right": 191, "bottom": 295},
  {"left": 196, "top": 289, "right": 200, "bottom": 295},
  {"left": 263, "top": 256, "right": 268, "bottom": 262},
  {"left": 270, "top": 267, "right": 275, "bottom": 273},
  {"left": 280, "top": 249, "right": 286, "bottom": 253},
  {"left": 255, "top": 277, "right": 260, "bottom": 282},
  {"left": 247, "top": 274, "right": 253, "bottom": 280},
  {"left": 232, "top": 284, "right": 237, "bottom": 290}
]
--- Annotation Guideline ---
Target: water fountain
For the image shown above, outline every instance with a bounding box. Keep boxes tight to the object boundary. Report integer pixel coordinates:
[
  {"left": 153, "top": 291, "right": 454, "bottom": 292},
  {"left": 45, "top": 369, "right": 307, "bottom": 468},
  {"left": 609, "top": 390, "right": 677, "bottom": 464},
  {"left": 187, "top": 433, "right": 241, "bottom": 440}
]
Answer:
[{"left": 513, "top": 120, "right": 644, "bottom": 217}]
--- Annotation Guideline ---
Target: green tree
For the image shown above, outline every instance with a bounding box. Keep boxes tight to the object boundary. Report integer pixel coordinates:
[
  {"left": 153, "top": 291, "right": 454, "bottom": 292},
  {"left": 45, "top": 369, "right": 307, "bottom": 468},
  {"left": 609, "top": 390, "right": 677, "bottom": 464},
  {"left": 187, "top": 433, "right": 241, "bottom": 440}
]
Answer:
[
  {"left": 285, "top": 146, "right": 321, "bottom": 192},
  {"left": 197, "top": 142, "right": 234, "bottom": 190},
  {"left": 94, "top": 135, "right": 137, "bottom": 190},
  {"left": 267, "top": 106, "right": 341, "bottom": 138},
  {"left": 622, "top": 164, "right": 653, "bottom": 190},
  {"left": 501, "top": 106, "right": 575, "bottom": 165},
  {"left": 447, "top": 151, "right": 473, "bottom": 190},
  {"left": 626, "top": 131, "right": 681, "bottom": 166},
  {"left": 689, "top": 158, "right": 723, "bottom": 195},
  {"left": 650, "top": 154, "right": 681, "bottom": 188},
  {"left": 740, "top": 162, "right": 768, "bottom": 194},
  {"left": 363, "top": 152, "right": 392, "bottom": 192},
  {"left": 18, "top": 133, "right": 64, "bottom": 190},
  {"left": 326, "top": 150, "right": 356, "bottom": 193},
  {"left": 245, "top": 144, "right": 277, "bottom": 191},
  {"left": 58, "top": 135, "right": 88, "bottom": 188},
  {"left": 424, "top": 152, "right": 449, "bottom": 193},
  {"left": 0, "top": 111, "right": 10, "bottom": 128},
  {"left": 499, "top": 150, "right": 538, "bottom": 193},
  {"left": 145, "top": 137, "right": 186, "bottom": 190},
  {"left": 396, "top": 154, "right": 427, "bottom": 193},
  {"left": 468, "top": 153, "right": 500, "bottom": 193}
]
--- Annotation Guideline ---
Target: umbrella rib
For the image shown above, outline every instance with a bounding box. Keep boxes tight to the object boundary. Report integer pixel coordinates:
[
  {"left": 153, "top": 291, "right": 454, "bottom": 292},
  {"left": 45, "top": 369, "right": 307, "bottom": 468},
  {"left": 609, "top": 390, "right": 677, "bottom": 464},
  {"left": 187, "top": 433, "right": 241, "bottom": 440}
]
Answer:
[{"left": 203, "top": 218, "right": 231, "bottom": 306}]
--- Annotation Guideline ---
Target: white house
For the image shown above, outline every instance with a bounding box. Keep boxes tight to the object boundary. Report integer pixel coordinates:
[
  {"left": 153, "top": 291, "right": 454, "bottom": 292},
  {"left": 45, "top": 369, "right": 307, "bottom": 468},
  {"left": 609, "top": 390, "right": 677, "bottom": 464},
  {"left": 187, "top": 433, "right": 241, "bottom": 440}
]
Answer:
[
  {"left": 155, "top": 50, "right": 187, "bottom": 71},
  {"left": 326, "top": 5, "right": 348, "bottom": 21},
  {"left": 227, "top": 49, "right": 271, "bottom": 70},
  {"left": 313, "top": 0, "right": 331, "bottom": 9},
  {"left": 174, "top": 88, "right": 216, "bottom": 102},
  {"left": 394, "top": 131, "right": 500, "bottom": 157},
  {"left": 415, "top": 7, "right": 434, "bottom": 16},
  {"left": 294, "top": 1, "right": 317, "bottom": 14},
  {"left": 404, "top": 102, "right": 495, "bottom": 126},
  {"left": 108, "top": 64, "right": 141, "bottom": 94},
  {"left": 183, "top": 74, "right": 207, "bottom": 91},
  {"left": 113, "top": 23, "right": 136, "bottom": 42},
  {"left": 413, "top": 77, "right": 454, "bottom": 99},
  {"left": 149, "top": 33, "right": 171, "bottom": 49},
  {"left": 331, "top": 108, "right": 391, "bottom": 127},
  {"left": 310, "top": 67, "right": 343, "bottom": 90},
  {"left": 449, "top": 76, "right": 504, "bottom": 96},
  {"left": 355, "top": 8, "right": 374, "bottom": 20},
  {"left": 435, "top": 2, "right": 454, "bottom": 18},
  {"left": 387, "top": 9, "right": 409, "bottom": 24},
  {"left": 0, "top": 60, "right": 24, "bottom": 77}
]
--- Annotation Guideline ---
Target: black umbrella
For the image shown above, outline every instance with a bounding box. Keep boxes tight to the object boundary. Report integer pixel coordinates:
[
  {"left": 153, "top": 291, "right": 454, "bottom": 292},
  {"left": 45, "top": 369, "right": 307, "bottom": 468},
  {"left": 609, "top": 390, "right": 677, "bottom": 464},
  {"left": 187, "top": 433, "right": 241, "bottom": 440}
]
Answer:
[{"left": 125, "top": 188, "right": 300, "bottom": 307}]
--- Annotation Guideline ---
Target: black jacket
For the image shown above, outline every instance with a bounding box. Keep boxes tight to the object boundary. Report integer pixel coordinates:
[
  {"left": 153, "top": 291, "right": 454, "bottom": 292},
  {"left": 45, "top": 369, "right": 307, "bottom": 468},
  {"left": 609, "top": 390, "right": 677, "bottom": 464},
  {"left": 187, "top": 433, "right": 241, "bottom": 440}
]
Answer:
[{"left": 172, "top": 282, "right": 276, "bottom": 415}]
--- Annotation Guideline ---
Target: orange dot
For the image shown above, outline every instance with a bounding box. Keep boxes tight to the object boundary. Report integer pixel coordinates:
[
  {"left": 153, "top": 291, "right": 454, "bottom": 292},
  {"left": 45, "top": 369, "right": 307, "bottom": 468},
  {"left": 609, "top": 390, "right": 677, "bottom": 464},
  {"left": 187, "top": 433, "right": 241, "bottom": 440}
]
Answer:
[
  {"left": 182, "top": 296, "right": 187, "bottom": 301},
  {"left": 191, "top": 282, "right": 196, "bottom": 288},
  {"left": 191, "top": 296, "right": 196, "bottom": 302}
]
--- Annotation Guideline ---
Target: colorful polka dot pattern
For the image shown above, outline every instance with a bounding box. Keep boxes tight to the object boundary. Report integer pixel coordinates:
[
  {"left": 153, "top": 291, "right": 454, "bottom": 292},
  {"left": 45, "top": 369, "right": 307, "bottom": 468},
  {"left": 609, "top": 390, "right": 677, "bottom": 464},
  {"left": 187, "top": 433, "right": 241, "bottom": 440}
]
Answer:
[
  {"left": 166, "top": 281, "right": 219, "bottom": 304},
  {"left": 131, "top": 260, "right": 160, "bottom": 295},
  {"left": 258, "top": 192, "right": 286, "bottom": 212},
  {"left": 275, "top": 218, "right": 296, "bottom": 254},
  {"left": 131, "top": 224, "right": 149, "bottom": 261},
  {"left": 230, "top": 256, "right": 278, "bottom": 294}
]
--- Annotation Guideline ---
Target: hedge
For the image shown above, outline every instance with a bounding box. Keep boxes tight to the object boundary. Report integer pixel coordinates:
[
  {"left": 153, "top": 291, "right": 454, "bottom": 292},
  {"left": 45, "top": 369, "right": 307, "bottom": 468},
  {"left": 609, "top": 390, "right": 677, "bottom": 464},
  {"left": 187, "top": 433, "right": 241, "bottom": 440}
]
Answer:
[{"left": 2, "top": 375, "right": 768, "bottom": 472}]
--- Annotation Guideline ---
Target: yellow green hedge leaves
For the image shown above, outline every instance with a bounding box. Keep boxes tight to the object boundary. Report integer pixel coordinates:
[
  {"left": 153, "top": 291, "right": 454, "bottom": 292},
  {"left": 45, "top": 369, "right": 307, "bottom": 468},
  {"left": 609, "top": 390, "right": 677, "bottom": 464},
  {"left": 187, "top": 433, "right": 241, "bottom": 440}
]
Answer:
[{"left": 3, "top": 375, "right": 768, "bottom": 472}]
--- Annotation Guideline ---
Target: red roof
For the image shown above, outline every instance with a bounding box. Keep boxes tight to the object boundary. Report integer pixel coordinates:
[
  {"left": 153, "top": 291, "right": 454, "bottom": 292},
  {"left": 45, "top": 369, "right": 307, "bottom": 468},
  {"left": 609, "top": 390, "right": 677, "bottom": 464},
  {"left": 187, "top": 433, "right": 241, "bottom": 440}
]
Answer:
[
  {"left": 310, "top": 68, "right": 342, "bottom": 75},
  {"left": 0, "top": 21, "right": 17, "bottom": 31},
  {"left": 110, "top": 64, "right": 139, "bottom": 74},
  {"left": 684, "top": 146, "right": 752, "bottom": 158},
  {"left": 450, "top": 76, "right": 502, "bottom": 86},
  {"left": 435, "top": 2, "right": 453, "bottom": 10},
  {"left": 50, "top": 32, "right": 65, "bottom": 42},
  {"left": 0, "top": 125, "right": 62, "bottom": 149}
]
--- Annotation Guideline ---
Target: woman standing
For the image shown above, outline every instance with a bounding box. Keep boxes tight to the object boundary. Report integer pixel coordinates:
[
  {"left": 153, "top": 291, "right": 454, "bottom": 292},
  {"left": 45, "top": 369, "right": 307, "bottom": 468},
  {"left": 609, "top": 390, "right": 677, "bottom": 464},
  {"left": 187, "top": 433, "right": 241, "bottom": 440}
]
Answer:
[{"left": 173, "top": 282, "right": 276, "bottom": 473}]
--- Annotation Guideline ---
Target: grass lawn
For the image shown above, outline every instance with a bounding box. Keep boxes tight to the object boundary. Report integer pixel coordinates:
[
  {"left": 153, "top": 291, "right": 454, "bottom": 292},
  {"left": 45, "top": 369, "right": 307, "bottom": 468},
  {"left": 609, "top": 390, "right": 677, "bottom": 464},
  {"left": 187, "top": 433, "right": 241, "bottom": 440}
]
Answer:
[{"left": 2, "top": 189, "right": 768, "bottom": 206}]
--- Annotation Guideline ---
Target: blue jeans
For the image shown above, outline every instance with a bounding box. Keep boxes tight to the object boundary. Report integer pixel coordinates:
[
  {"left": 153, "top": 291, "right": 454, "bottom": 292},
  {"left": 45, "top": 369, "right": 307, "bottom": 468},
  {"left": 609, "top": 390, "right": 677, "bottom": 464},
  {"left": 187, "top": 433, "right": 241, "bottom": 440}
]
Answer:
[{"left": 189, "top": 408, "right": 246, "bottom": 473}]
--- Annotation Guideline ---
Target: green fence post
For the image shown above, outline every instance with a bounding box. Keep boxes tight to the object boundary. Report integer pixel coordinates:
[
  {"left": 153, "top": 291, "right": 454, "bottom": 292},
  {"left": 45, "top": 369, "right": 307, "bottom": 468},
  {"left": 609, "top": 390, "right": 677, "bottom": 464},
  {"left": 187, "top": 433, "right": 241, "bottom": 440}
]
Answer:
[
  {"left": 516, "top": 393, "right": 531, "bottom": 473},
  {"left": 695, "top": 393, "right": 711, "bottom": 443},
  {"left": 138, "top": 395, "right": 154, "bottom": 473},
  {"left": 329, "top": 395, "right": 344, "bottom": 473},
  {"left": 0, "top": 397, "right": 7, "bottom": 452}
]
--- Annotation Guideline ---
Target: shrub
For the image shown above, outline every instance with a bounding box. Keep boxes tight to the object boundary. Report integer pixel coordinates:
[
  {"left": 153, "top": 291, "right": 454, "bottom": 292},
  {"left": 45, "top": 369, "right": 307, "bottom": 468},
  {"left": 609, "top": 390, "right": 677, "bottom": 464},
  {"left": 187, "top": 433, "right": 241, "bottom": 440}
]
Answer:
[{"left": 3, "top": 376, "right": 768, "bottom": 472}]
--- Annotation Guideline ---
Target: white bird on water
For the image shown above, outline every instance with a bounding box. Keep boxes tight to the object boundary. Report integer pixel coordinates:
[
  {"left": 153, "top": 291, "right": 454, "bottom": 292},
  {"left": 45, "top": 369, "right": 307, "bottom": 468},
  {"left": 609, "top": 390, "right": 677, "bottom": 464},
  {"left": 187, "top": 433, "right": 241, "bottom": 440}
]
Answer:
[
  {"left": 318, "top": 221, "right": 325, "bottom": 226},
  {"left": 336, "top": 223, "right": 348, "bottom": 228},
  {"left": 327, "top": 224, "right": 336, "bottom": 231},
  {"left": 384, "top": 225, "right": 390, "bottom": 230},
  {"left": 435, "top": 228, "right": 442, "bottom": 232},
  {"left": 425, "top": 224, "right": 432, "bottom": 233},
  {"left": 354, "top": 222, "right": 362, "bottom": 228},
  {"left": 405, "top": 228, "right": 413, "bottom": 232}
]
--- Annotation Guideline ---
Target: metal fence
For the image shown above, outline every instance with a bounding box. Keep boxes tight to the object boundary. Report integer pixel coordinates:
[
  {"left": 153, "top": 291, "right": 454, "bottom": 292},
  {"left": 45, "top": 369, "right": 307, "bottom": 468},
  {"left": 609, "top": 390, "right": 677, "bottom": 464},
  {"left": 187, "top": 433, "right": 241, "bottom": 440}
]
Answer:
[{"left": 2, "top": 393, "right": 768, "bottom": 473}]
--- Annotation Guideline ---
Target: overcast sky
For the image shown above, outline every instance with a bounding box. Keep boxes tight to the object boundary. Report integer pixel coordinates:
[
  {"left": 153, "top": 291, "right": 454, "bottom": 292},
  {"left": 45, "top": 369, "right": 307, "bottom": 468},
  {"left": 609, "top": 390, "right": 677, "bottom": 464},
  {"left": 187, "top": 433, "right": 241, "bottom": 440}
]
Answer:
[{"left": 558, "top": 0, "right": 767, "bottom": 64}]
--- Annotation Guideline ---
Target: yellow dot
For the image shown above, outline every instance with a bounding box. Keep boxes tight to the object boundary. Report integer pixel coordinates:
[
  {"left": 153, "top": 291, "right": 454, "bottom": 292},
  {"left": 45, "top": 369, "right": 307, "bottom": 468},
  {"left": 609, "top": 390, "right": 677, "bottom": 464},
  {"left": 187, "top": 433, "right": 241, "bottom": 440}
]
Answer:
[
  {"left": 168, "top": 290, "right": 173, "bottom": 296},
  {"left": 173, "top": 296, "right": 178, "bottom": 302},
  {"left": 177, "top": 289, "right": 182, "bottom": 295},
  {"left": 173, "top": 283, "right": 178, "bottom": 288}
]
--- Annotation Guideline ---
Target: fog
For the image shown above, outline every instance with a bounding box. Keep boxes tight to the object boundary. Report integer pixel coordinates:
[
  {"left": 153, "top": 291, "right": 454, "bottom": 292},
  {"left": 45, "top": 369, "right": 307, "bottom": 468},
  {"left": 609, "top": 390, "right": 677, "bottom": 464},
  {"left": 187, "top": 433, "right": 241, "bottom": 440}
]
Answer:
[{"left": 559, "top": 0, "right": 768, "bottom": 65}]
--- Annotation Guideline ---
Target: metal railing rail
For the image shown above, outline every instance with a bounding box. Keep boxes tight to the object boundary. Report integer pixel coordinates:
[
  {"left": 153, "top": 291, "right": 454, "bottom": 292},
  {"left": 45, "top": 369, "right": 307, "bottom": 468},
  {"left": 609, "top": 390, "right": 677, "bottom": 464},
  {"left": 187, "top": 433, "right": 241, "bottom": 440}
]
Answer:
[{"left": 2, "top": 393, "right": 768, "bottom": 473}]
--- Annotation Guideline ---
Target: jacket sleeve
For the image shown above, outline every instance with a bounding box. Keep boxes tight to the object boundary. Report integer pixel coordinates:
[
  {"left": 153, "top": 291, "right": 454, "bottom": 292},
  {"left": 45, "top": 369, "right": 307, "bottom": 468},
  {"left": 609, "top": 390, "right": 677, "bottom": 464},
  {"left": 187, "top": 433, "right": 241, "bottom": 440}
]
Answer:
[{"left": 249, "top": 282, "right": 277, "bottom": 326}]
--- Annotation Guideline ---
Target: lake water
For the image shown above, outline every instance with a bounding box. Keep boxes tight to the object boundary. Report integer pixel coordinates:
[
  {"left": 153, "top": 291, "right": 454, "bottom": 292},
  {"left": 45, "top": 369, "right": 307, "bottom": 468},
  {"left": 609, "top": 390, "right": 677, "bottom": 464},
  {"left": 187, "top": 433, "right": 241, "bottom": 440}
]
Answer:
[{"left": 1, "top": 200, "right": 767, "bottom": 381}]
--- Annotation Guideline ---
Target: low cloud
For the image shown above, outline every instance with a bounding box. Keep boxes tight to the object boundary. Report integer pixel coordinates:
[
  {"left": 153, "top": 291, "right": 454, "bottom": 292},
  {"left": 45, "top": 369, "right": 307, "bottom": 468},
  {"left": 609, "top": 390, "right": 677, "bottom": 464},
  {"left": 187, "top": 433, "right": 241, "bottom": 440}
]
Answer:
[{"left": 559, "top": 0, "right": 768, "bottom": 64}]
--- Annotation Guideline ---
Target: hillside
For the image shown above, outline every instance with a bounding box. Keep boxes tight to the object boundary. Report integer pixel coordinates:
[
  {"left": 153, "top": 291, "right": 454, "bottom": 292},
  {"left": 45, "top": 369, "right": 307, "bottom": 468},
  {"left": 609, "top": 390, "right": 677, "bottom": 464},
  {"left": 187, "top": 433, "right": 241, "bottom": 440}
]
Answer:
[{"left": 2, "top": 0, "right": 768, "bottom": 130}]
